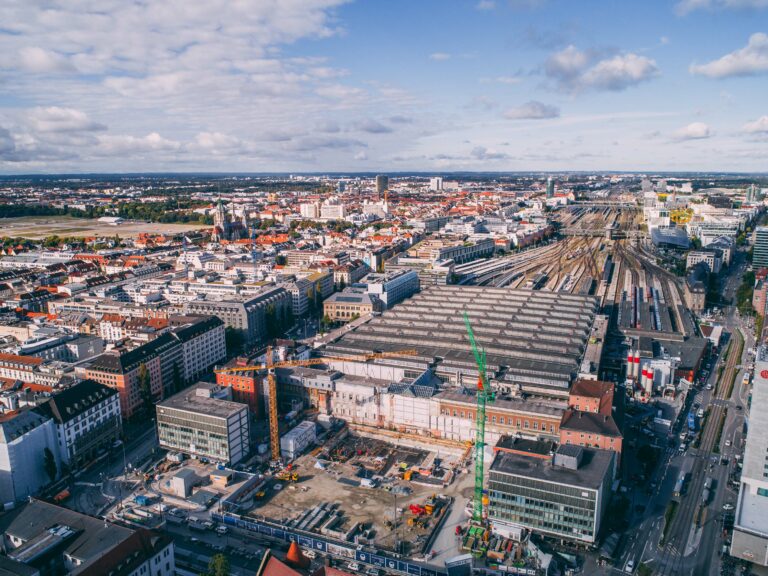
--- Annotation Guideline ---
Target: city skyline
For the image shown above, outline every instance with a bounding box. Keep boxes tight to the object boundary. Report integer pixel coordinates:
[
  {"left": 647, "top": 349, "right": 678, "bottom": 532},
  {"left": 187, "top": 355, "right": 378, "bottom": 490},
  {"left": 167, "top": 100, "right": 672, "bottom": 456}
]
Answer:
[{"left": 1, "top": 0, "right": 767, "bottom": 173}]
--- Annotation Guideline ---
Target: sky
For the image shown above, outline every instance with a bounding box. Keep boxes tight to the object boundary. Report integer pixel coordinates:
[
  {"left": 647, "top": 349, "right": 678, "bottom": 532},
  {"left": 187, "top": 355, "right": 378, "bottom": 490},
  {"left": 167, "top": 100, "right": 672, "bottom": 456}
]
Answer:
[{"left": 0, "top": 0, "right": 767, "bottom": 174}]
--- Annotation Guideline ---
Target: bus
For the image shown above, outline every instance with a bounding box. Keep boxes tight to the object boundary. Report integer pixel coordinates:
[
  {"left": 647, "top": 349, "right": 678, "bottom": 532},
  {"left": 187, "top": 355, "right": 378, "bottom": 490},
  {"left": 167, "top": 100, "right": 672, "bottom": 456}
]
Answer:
[{"left": 673, "top": 459, "right": 694, "bottom": 500}]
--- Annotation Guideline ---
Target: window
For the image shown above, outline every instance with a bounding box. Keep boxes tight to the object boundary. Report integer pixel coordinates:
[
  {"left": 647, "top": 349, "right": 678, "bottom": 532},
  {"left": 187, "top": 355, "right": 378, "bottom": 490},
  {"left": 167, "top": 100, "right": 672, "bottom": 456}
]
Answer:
[{"left": 759, "top": 488, "right": 768, "bottom": 498}]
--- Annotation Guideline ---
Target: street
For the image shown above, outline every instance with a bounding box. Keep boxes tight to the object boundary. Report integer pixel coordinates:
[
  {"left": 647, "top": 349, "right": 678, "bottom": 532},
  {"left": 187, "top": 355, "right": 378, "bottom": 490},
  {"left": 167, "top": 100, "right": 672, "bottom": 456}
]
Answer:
[{"left": 616, "top": 251, "right": 753, "bottom": 576}]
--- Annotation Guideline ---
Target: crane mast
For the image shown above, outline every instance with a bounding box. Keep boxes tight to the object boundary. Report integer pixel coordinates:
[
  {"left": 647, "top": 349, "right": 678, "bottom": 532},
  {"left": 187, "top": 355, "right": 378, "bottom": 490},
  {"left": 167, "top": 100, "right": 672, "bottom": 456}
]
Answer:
[{"left": 464, "top": 312, "right": 493, "bottom": 524}]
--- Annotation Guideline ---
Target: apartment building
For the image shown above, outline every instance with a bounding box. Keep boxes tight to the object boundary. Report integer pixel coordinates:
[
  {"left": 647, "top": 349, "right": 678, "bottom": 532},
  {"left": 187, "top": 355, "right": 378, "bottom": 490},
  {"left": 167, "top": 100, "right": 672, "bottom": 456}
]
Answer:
[
  {"left": 183, "top": 286, "right": 291, "bottom": 344},
  {"left": 0, "top": 499, "right": 174, "bottom": 576},
  {"left": 333, "top": 260, "right": 370, "bottom": 288},
  {"left": 39, "top": 379, "right": 121, "bottom": 471},
  {"left": 172, "top": 316, "right": 226, "bottom": 384},
  {"left": 0, "top": 409, "right": 59, "bottom": 504},
  {"left": 81, "top": 346, "right": 163, "bottom": 420},
  {"left": 156, "top": 383, "right": 250, "bottom": 465}
]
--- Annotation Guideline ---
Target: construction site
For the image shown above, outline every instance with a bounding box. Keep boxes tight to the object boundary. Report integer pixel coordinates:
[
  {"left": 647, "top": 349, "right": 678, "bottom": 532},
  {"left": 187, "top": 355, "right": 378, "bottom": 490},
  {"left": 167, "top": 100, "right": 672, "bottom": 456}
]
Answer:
[{"left": 245, "top": 430, "right": 463, "bottom": 557}]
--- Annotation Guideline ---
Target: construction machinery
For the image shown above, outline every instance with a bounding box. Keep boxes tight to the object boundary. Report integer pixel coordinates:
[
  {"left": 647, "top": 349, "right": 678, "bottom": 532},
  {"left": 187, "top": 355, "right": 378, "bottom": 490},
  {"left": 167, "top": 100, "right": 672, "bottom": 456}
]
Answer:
[
  {"left": 216, "top": 348, "right": 418, "bottom": 462},
  {"left": 275, "top": 470, "right": 299, "bottom": 482},
  {"left": 463, "top": 312, "right": 495, "bottom": 524}
]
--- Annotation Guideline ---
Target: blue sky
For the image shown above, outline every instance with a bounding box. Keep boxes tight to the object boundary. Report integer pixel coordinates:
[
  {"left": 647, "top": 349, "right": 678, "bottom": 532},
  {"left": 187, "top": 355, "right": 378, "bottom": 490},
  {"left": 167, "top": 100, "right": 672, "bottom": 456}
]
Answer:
[{"left": 0, "top": 0, "right": 766, "bottom": 173}]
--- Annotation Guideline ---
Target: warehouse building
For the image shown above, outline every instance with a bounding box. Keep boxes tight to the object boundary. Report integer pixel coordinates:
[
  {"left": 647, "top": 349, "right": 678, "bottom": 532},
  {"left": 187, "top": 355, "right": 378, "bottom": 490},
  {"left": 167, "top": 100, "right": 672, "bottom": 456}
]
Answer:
[{"left": 322, "top": 286, "right": 600, "bottom": 400}]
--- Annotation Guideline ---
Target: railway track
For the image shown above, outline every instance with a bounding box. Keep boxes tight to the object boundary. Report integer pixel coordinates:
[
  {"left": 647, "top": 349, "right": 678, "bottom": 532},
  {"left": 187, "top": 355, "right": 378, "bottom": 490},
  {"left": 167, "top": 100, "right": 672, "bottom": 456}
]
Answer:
[{"left": 654, "top": 329, "right": 744, "bottom": 575}]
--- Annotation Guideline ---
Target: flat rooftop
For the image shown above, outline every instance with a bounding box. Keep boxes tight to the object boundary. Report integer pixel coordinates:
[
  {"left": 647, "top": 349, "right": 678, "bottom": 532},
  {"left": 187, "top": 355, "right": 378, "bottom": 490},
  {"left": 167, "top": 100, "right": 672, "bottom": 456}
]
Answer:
[
  {"left": 489, "top": 445, "right": 614, "bottom": 490},
  {"left": 157, "top": 386, "right": 246, "bottom": 419},
  {"left": 735, "top": 481, "right": 768, "bottom": 537},
  {"left": 323, "top": 286, "right": 598, "bottom": 395}
]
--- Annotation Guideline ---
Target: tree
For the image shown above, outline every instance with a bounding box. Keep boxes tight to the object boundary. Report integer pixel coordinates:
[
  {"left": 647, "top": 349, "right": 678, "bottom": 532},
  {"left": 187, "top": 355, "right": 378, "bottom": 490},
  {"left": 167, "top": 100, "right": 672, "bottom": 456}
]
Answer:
[
  {"left": 137, "top": 363, "right": 153, "bottom": 419},
  {"left": 43, "top": 447, "right": 57, "bottom": 483},
  {"left": 205, "top": 553, "right": 230, "bottom": 576}
]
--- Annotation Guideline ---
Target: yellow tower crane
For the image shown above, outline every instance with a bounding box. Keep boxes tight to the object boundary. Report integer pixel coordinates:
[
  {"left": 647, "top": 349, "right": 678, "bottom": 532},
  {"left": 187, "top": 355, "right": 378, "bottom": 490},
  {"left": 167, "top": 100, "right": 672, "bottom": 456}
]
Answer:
[{"left": 215, "top": 349, "right": 418, "bottom": 462}]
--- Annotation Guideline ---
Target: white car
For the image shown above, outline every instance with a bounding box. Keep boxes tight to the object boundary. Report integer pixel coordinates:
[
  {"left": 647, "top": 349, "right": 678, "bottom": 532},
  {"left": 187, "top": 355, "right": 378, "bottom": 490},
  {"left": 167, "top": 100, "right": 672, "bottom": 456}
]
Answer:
[
  {"left": 723, "top": 503, "right": 735, "bottom": 511},
  {"left": 725, "top": 440, "right": 732, "bottom": 447},
  {"left": 625, "top": 559, "right": 635, "bottom": 573}
]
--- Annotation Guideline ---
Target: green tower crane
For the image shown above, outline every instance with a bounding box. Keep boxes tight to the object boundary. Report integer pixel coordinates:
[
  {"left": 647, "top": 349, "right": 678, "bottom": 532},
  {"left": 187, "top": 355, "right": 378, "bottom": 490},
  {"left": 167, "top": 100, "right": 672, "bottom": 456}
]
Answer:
[{"left": 463, "top": 312, "right": 495, "bottom": 524}]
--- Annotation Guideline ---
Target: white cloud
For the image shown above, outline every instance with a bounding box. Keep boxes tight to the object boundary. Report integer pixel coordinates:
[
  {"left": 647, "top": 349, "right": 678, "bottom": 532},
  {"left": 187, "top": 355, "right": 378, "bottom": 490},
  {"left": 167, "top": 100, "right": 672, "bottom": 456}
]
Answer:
[
  {"left": 192, "top": 132, "right": 245, "bottom": 153},
  {"left": 471, "top": 145, "right": 509, "bottom": 160},
  {"left": 504, "top": 101, "right": 560, "bottom": 119},
  {"left": 690, "top": 33, "right": 768, "bottom": 78},
  {"left": 27, "top": 107, "right": 106, "bottom": 133},
  {"left": 673, "top": 122, "right": 712, "bottom": 140},
  {"left": 743, "top": 115, "right": 768, "bottom": 133},
  {"left": 476, "top": 0, "right": 496, "bottom": 9},
  {"left": 545, "top": 46, "right": 659, "bottom": 91},
  {"left": 429, "top": 52, "right": 451, "bottom": 61},
  {"left": 353, "top": 151, "right": 368, "bottom": 161},
  {"left": 580, "top": 53, "right": 659, "bottom": 91},
  {"left": 353, "top": 119, "right": 393, "bottom": 134},
  {"left": 677, "top": 0, "right": 768, "bottom": 14},
  {"left": 96, "top": 132, "right": 181, "bottom": 155},
  {"left": 494, "top": 75, "right": 523, "bottom": 84},
  {"left": 545, "top": 45, "right": 590, "bottom": 82},
  {"left": 17, "top": 47, "right": 74, "bottom": 73}
]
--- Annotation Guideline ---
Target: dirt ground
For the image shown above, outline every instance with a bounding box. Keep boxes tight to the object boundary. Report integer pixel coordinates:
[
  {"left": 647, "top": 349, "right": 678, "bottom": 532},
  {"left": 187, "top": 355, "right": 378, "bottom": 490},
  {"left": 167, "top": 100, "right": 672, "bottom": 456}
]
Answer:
[
  {"left": 250, "top": 434, "right": 465, "bottom": 554},
  {"left": 0, "top": 215, "right": 208, "bottom": 239}
]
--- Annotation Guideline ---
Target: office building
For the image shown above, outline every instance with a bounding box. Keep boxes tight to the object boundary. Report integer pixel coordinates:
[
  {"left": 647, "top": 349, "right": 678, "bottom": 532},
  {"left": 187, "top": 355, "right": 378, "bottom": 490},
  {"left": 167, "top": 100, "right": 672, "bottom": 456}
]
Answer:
[
  {"left": 0, "top": 410, "right": 59, "bottom": 504},
  {"left": 39, "top": 379, "right": 121, "bottom": 471},
  {"left": 407, "top": 237, "right": 495, "bottom": 265},
  {"left": 731, "top": 347, "right": 768, "bottom": 564},
  {"left": 323, "top": 288, "right": 382, "bottom": 321},
  {"left": 184, "top": 286, "right": 291, "bottom": 345},
  {"left": 429, "top": 177, "right": 443, "bottom": 191},
  {"left": 375, "top": 174, "right": 388, "bottom": 198},
  {"left": 686, "top": 250, "right": 722, "bottom": 274},
  {"left": 755, "top": 227, "right": 768, "bottom": 270},
  {"left": 487, "top": 441, "right": 614, "bottom": 544},
  {"left": 299, "top": 202, "right": 320, "bottom": 219},
  {"left": 0, "top": 499, "right": 174, "bottom": 576},
  {"left": 156, "top": 383, "right": 250, "bottom": 465},
  {"left": 546, "top": 177, "right": 555, "bottom": 198},
  {"left": 362, "top": 269, "right": 420, "bottom": 309},
  {"left": 320, "top": 201, "right": 346, "bottom": 220}
]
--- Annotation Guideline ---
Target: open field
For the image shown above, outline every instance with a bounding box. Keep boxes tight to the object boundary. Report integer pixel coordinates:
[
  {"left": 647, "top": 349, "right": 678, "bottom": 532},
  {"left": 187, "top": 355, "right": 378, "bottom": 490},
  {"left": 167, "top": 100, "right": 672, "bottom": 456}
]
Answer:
[{"left": 0, "top": 215, "right": 208, "bottom": 239}]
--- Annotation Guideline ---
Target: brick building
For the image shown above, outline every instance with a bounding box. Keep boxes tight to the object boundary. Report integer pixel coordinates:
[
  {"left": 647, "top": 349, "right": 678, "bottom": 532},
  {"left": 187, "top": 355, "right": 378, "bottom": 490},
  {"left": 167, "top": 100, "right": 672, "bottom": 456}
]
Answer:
[{"left": 82, "top": 346, "right": 163, "bottom": 419}]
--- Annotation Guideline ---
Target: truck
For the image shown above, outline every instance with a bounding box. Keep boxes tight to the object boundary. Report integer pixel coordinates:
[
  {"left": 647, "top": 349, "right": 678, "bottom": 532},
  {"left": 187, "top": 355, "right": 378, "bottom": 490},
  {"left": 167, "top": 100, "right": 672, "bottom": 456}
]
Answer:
[{"left": 188, "top": 517, "right": 210, "bottom": 532}]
